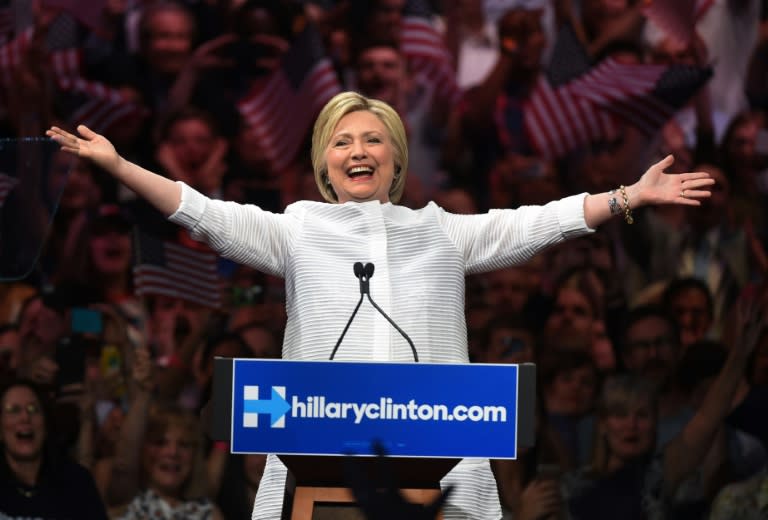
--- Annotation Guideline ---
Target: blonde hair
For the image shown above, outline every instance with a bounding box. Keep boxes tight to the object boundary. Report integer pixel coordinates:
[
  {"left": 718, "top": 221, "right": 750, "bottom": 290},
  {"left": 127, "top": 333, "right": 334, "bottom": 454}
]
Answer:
[
  {"left": 590, "top": 375, "right": 658, "bottom": 476},
  {"left": 311, "top": 91, "right": 408, "bottom": 203},
  {"left": 141, "top": 404, "right": 209, "bottom": 500}
]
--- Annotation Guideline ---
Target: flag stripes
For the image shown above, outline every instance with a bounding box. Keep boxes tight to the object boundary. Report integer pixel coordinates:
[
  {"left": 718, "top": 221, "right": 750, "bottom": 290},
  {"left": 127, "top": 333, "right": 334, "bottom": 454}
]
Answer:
[
  {"left": 237, "top": 25, "right": 341, "bottom": 173},
  {"left": 133, "top": 233, "right": 222, "bottom": 309}
]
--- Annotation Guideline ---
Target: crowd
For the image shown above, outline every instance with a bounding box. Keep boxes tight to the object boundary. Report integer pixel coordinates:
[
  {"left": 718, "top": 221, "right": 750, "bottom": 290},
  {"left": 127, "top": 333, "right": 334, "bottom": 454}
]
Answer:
[{"left": 1, "top": 0, "right": 768, "bottom": 518}]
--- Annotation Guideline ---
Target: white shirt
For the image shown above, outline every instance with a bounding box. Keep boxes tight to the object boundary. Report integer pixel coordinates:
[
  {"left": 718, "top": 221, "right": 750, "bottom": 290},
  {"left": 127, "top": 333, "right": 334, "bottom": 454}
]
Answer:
[{"left": 169, "top": 183, "right": 593, "bottom": 519}]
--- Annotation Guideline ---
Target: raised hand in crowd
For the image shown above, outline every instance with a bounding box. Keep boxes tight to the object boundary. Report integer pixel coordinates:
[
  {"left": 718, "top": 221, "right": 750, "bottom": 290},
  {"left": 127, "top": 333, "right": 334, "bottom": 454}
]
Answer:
[
  {"left": 104, "top": 345, "right": 153, "bottom": 507},
  {"left": 168, "top": 34, "right": 239, "bottom": 113},
  {"left": 663, "top": 290, "right": 767, "bottom": 493}
]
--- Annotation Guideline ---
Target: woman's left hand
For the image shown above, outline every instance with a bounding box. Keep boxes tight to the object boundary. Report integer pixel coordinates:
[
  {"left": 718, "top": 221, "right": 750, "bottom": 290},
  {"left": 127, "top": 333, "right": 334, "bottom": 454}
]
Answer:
[{"left": 632, "top": 154, "right": 715, "bottom": 207}]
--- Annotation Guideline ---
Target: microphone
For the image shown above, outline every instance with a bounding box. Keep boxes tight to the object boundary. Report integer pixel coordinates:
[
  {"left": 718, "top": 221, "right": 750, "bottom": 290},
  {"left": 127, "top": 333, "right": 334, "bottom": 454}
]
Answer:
[{"left": 330, "top": 262, "right": 419, "bottom": 362}]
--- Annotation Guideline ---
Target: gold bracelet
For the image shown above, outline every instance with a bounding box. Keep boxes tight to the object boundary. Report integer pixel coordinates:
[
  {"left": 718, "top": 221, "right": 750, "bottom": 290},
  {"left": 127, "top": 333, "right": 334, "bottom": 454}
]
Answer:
[{"left": 619, "top": 185, "right": 634, "bottom": 224}]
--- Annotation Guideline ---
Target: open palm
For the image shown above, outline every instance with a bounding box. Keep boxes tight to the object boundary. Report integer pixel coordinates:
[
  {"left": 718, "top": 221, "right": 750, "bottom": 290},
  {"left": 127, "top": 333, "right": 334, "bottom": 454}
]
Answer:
[
  {"left": 46, "top": 124, "right": 121, "bottom": 173},
  {"left": 635, "top": 155, "right": 715, "bottom": 206}
]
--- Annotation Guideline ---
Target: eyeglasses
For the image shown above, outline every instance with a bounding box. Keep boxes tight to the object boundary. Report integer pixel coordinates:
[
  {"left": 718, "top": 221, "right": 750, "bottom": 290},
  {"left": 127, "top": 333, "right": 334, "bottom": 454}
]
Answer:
[{"left": 2, "top": 403, "right": 41, "bottom": 417}]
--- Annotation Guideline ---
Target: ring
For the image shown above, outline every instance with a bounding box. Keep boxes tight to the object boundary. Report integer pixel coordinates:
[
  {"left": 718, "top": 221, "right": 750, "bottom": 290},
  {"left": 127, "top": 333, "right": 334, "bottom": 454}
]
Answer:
[{"left": 680, "top": 189, "right": 686, "bottom": 198}]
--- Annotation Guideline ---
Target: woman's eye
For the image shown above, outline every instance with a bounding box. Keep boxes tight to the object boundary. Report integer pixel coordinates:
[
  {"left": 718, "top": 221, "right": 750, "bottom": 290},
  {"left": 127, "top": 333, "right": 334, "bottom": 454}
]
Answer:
[
  {"left": 368, "top": 137, "right": 381, "bottom": 143},
  {"left": 334, "top": 140, "right": 348, "bottom": 147}
]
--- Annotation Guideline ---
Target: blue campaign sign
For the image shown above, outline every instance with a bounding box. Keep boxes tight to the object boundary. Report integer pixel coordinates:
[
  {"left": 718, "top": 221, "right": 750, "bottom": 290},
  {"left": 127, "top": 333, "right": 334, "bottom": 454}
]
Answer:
[{"left": 230, "top": 359, "right": 520, "bottom": 459}]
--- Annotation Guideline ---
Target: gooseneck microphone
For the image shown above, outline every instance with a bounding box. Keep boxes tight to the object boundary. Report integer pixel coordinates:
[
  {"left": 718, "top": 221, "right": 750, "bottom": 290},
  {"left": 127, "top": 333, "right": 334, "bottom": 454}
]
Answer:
[{"left": 330, "top": 262, "right": 419, "bottom": 362}]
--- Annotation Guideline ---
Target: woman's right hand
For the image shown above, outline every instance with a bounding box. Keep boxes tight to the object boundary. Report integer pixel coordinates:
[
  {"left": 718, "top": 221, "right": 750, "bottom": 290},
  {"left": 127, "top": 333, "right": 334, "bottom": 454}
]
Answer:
[{"left": 46, "top": 125, "right": 122, "bottom": 174}]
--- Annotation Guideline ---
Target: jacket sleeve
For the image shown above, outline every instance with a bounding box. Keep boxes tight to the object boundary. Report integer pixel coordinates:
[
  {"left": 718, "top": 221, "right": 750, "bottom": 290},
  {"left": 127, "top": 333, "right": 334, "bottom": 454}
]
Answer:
[
  {"left": 437, "top": 193, "right": 594, "bottom": 274},
  {"left": 167, "top": 182, "right": 302, "bottom": 277}
]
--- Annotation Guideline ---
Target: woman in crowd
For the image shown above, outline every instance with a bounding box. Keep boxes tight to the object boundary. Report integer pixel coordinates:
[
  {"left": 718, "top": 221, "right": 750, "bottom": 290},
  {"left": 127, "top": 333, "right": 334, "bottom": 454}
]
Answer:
[
  {"left": 563, "top": 304, "right": 762, "bottom": 519},
  {"left": 0, "top": 380, "right": 108, "bottom": 518},
  {"left": 101, "top": 346, "right": 221, "bottom": 519},
  {"left": 47, "top": 90, "right": 713, "bottom": 519}
]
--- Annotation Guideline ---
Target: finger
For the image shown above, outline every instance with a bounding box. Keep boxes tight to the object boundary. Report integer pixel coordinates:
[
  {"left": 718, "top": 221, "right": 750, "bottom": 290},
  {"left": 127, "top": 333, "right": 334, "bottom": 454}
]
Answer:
[
  {"left": 656, "top": 154, "right": 674, "bottom": 170},
  {"left": 681, "top": 189, "right": 712, "bottom": 199},
  {"left": 46, "top": 127, "right": 75, "bottom": 141},
  {"left": 683, "top": 178, "right": 716, "bottom": 189},
  {"left": 76, "top": 124, "right": 98, "bottom": 140},
  {"left": 681, "top": 171, "right": 713, "bottom": 181}
]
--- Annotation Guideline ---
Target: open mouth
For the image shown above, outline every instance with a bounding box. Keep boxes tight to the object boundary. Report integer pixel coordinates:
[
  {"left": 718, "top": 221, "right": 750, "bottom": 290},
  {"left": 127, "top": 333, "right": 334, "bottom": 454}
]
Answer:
[
  {"left": 347, "top": 165, "right": 374, "bottom": 179},
  {"left": 157, "top": 461, "right": 183, "bottom": 475},
  {"left": 15, "top": 430, "right": 35, "bottom": 443}
]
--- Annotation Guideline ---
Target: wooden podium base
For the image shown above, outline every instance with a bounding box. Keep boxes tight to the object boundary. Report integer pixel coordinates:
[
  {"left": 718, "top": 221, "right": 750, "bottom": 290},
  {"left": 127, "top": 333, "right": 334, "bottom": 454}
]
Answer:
[{"left": 290, "top": 486, "right": 444, "bottom": 520}]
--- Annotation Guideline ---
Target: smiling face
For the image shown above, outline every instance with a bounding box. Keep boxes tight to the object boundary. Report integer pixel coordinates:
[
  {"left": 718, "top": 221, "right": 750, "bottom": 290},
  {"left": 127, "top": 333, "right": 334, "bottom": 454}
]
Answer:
[
  {"left": 143, "top": 424, "right": 195, "bottom": 497},
  {"left": 325, "top": 110, "right": 396, "bottom": 204},
  {"left": 1, "top": 385, "right": 45, "bottom": 463}
]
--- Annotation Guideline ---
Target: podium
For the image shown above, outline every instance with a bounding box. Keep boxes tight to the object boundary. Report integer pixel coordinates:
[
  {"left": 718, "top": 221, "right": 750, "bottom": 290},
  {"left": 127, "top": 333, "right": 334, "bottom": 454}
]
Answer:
[{"left": 210, "top": 358, "right": 535, "bottom": 519}]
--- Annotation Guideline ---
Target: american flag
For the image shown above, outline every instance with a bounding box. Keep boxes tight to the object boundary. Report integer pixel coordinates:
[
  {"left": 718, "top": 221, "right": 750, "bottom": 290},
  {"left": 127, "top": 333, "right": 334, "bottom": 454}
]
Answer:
[
  {"left": 523, "top": 23, "right": 711, "bottom": 159},
  {"left": 0, "top": 11, "right": 144, "bottom": 136},
  {"left": 401, "top": 0, "right": 462, "bottom": 105},
  {"left": 237, "top": 23, "right": 341, "bottom": 173},
  {"left": 0, "top": 172, "right": 18, "bottom": 209},
  {"left": 133, "top": 232, "right": 223, "bottom": 309},
  {"left": 58, "top": 76, "right": 148, "bottom": 135},
  {"left": 642, "top": 0, "right": 716, "bottom": 47}
]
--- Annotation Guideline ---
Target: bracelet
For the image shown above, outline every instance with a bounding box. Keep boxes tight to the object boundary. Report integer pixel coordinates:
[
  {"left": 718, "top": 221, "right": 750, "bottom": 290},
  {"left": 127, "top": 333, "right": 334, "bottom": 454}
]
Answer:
[
  {"left": 608, "top": 190, "right": 622, "bottom": 216},
  {"left": 619, "top": 185, "right": 634, "bottom": 224}
]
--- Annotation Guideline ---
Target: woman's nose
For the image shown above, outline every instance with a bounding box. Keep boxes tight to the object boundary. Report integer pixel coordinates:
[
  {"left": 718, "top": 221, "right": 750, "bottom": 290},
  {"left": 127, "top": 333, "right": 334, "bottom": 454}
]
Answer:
[{"left": 350, "top": 141, "right": 366, "bottom": 159}]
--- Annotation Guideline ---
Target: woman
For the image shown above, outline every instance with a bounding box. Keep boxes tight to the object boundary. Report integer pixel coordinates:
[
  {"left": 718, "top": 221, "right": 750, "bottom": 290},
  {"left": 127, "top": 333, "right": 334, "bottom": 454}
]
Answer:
[
  {"left": 47, "top": 91, "right": 714, "bottom": 519},
  {"left": 0, "top": 380, "right": 108, "bottom": 518},
  {"left": 565, "top": 310, "right": 760, "bottom": 520},
  {"left": 102, "top": 346, "right": 221, "bottom": 519}
]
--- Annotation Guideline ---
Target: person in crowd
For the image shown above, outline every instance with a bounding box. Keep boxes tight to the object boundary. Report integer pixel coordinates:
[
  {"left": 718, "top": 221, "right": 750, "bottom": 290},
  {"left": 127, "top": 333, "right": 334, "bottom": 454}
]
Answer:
[
  {"left": 155, "top": 108, "right": 230, "bottom": 199},
  {"left": 662, "top": 277, "right": 715, "bottom": 348},
  {"left": 493, "top": 392, "right": 571, "bottom": 520},
  {"left": 476, "top": 313, "right": 536, "bottom": 365},
  {"left": 47, "top": 88, "right": 713, "bottom": 519},
  {"left": 618, "top": 305, "right": 691, "bottom": 448},
  {"left": 0, "top": 379, "right": 108, "bottom": 518},
  {"left": 350, "top": 37, "right": 447, "bottom": 201},
  {"left": 100, "top": 345, "right": 222, "bottom": 518},
  {"left": 540, "top": 350, "right": 599, "bottom": 467},
  {"left": 676, "top": 340, "right": 766, "bottom": 509},
  {"left": 564, "top": 304, "right": 761, "bottom": 519},
  {"left": 209, "top": 448, "right": 268, "bottom": 520},
  {"left": 709, "top": 467, "right": 768, "bottom": 519},
  {"left": 15, "top": 289, "right": 74, "bottom": 387},
  {"left": 53, "top": 205, "right": 138, "bottom": 310},
  {"left": 542, "top": 267, "right": 615, "bottom": 370},
  {"left": 142, "top": 294, "right": 217, "bottom": 407},
  {"left": 447, "top": 8, "right": 548, "bottom": 207}
]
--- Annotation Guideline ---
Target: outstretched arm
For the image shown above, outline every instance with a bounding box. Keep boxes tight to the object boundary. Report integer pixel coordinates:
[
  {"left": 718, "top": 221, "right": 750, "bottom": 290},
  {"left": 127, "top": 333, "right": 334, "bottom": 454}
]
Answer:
[
  {"left": 582, "top": 155, "right": 715, "bottom": 229},
  {"left": 46, "top": 125, "right": 181, "bottom": 216}
]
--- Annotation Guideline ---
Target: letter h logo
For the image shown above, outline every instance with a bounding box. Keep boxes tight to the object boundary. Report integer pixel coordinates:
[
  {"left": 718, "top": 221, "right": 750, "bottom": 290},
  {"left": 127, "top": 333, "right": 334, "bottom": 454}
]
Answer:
[{"left": 243, "top": 385, "right": 291, "bottom": 428}]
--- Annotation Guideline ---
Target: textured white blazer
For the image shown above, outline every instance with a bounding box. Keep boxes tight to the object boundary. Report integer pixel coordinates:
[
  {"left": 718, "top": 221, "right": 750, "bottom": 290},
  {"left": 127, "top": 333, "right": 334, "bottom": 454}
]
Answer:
[{"left": 169, "top": 183, "right": 593, "bottom": 519}]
